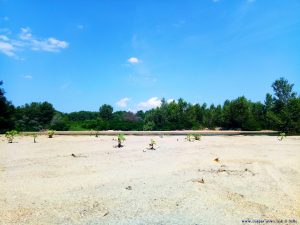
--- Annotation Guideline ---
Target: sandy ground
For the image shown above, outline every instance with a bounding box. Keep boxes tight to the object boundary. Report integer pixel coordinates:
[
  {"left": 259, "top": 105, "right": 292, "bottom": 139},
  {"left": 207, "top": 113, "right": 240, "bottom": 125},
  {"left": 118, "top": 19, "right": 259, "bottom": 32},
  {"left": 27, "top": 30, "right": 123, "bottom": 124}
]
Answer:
[{"left": 0, "top": 135, "right": 299, "bottom": 225}]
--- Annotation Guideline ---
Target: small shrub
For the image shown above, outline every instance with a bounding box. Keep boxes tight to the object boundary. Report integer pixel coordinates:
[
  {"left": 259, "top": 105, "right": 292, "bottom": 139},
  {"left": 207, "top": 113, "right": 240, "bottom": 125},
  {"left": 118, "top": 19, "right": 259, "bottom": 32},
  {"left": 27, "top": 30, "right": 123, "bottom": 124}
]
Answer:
[
  {"left": 278, "top": 132, "right": 286, "bottom": 141},
  {"left": 5, "top": 130, "right": 18, "bottom": 143},
  {"left": 186, "top": 134, "right": 195, "bottom": 142},
  {"left": 47, "top": 130, "right": 55, "bottom": 138},
  {"left": 117, "top": 133, "right": 126, "bottom": 148},
  {"left": 149, "top": 139, "right": 156, "bottom": 150}
]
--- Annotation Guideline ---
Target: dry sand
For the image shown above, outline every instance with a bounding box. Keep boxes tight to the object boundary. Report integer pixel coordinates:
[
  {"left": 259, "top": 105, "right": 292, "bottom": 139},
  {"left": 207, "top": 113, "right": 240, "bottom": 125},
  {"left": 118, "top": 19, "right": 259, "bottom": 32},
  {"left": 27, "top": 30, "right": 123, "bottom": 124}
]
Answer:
[{"left": 0, "top": 135, "right": 299, "bottom": 225}]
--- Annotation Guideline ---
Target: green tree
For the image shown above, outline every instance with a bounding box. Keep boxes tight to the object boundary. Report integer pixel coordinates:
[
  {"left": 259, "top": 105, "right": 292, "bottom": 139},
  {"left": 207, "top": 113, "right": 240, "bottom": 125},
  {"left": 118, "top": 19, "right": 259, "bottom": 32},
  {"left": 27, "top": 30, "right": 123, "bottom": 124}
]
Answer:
[
  {"left": 267, "top": 78, "right": 299, "bottom": 133},
  {"left": 50, "top": 113, "right": 70, "bottom": 130},
  {"left": 14, "top": 102, "right": 55, "bottom": 131},
  {"left": 222, "top": 97, "right": 252, "bottom": 130},
  {"left": 99, "top": 104, "right": 113, "bottom": 120},
  {"left": 0, "top": 81, "right": 14, "bottom": 133},
  {"left": 272, "top": 77, "right": 296, "bottom": 105}
]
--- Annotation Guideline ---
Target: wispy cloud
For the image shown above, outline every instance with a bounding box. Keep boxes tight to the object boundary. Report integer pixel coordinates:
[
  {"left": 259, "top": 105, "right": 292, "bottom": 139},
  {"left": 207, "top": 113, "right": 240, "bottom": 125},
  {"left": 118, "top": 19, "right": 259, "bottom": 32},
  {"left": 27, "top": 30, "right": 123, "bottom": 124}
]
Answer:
[
  {"left": 60, "top": 82, "right": 70, "bottom": 90},
  {"left": 136, "top": 97, "right": 161, "bottom": 111},
  {"left": 77, "top": 24, "right": 84, "bottom": 30},
  {"left": 0, "top": 28, "right": 11, "bottom": 34},
  {"left": 19, "top": 27, "right": 68, "bottom": 52},
  {"left": 116, "top": 97, "right": 131, "bottom": 108},
  {"left": 23, "top": 75, "right": 33, "bottom": 79},
  {"left": 2, "top": 16, "right": 9, "bottom": 21},
  {"left": 0, "top": 27, "right": 69, "bottom": 58},
  {"left": 0, "top": 41, "right": 15, "bottom": 57},
  {"left": 173, "top": 20, "right": 186, "bottom": 28},
  {"left": 0, "top": 34, "right": 9, "bottom": 41}
]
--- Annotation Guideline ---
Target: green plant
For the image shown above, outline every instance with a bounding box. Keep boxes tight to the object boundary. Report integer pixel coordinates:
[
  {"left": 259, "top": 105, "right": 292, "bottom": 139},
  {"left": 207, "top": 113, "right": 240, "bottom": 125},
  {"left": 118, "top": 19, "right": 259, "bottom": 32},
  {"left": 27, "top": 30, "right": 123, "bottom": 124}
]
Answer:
[
  {"left": 5, "top": 130, "right": 18, "bottom": 143},
  {"left": 186, "top": 134, "right": 195, "bottom": 142},
  {"left": 47, "top": 130, "right": 55, "bottom": 138},
  {"left": 194, "top": 134, "right": 201, "bottom": 141},
  {"left": 278, "top": 132, "right": 286, "bottom": 141},
  {"left": 32, "top": 133, "right": 38, "bottom": 143},
  {"left": 117, "top": 133, "right": 126, "bottom": 148},
  {"left": 149, "top": 139, "right": 156, "bottom": 150}
]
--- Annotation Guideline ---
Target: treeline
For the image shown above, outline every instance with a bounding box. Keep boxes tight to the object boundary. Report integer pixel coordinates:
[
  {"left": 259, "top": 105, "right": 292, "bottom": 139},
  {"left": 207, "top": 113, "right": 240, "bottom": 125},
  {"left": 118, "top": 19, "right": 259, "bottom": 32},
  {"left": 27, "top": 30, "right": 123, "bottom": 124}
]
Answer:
[{"left": 0, "top": 78, "right": 299, "bottom": 134}]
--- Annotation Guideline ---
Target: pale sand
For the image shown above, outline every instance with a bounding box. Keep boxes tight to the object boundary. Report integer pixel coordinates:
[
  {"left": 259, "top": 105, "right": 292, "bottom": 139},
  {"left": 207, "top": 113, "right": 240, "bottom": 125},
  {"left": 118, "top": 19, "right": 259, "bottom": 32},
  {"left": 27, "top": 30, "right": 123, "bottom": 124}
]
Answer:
[{"left": 0, "top": 135, "right": 299, "bottom": 225}]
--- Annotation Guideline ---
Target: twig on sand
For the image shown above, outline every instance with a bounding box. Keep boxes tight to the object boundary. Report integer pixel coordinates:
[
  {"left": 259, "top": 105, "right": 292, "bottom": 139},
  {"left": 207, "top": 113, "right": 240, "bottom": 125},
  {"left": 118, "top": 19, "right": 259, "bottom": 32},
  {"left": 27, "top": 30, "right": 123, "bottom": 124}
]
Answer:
[
  {"left": 190, "top": 178, "right": 205, "bottom": 184},
  {"left": 71, "top": 153, "right": 87, "bottom": 158}
]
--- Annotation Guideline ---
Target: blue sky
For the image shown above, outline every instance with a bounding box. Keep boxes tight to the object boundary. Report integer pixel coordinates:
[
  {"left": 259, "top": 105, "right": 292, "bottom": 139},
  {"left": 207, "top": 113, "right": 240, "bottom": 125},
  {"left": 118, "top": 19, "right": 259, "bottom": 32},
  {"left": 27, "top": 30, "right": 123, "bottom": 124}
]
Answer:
[{"left": 1, "top": 0, "right": 300, "bottom": 112}]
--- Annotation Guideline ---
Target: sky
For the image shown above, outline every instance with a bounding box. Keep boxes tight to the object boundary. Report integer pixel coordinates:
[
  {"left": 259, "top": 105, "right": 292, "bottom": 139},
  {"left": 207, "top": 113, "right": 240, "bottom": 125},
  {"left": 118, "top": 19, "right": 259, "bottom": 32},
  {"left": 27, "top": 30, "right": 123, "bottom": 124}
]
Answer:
[{"left": 1, "top": 0, "right": 300, "bottom": 113}]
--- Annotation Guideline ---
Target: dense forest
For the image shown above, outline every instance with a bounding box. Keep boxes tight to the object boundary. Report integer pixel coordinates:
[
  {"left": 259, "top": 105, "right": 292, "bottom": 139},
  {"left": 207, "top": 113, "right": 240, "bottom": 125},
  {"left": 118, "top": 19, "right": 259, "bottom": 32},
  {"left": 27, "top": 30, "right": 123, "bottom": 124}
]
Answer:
[{"left": 0, "top": 78, "right": 299, "bottom": 134}]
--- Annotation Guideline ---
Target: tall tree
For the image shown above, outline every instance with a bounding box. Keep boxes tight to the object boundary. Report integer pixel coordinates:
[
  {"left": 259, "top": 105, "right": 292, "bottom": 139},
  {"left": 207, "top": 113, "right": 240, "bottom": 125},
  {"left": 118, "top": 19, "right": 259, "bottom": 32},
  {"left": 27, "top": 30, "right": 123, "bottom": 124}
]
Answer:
[
  {"left": 99, "top": 104, "right": 113, "bottom": 120},
  {"left": 0, "top": 81, "right": 14, "bottom": 133},
  {"left": 272, "top": 77, "right": 296, "bottom": 105}
]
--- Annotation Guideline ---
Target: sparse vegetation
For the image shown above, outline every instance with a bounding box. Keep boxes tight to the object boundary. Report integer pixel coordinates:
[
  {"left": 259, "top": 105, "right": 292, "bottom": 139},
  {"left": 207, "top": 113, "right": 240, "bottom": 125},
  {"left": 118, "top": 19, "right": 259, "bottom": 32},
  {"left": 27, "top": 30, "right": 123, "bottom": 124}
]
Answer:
[
  {"left": 117, "top": 133, "right": 126, "bottom": 148},
  {"left": 47, "top": 130, "right": 55, "bottom": 138},
  {"left": 278, "top": 132, "right": 286, "bottom": 141},
  {"left": 32, "top": 133, "right": 38, "bottom": 143},
  {"left": 5, "top": 130, "right": 18, "bottom": 143},
  {"left": 149, "top": 139, "right": 156, "bottom": 150},
  {"left": 186, "top": 134, "right": 195, "bottom": 142}
]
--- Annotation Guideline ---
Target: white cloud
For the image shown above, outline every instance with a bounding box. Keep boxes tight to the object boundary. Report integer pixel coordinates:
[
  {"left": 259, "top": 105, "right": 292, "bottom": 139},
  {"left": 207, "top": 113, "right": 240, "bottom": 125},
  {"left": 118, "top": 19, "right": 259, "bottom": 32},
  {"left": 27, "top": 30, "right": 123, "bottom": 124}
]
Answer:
[
  {"left": 128, "top": 57, "right": 140, "bottom": 64},
  {"left": 23, "top": 75, "right": 33, "bottom": 79},
  {"left": 31, "top": 37, "right": 68, "bottom": 52},
  {"left": 0, "top": 27, "right": 69, "bottom": 58},
  {"left": 0, "top": 41, "right": 15, "bottom": 57},
  {"left": 137, "top": 97, "right": 162, "bottom": 111},
  {"left": 19, "top": 27, "right": 33, "bottom": 40},
  {"left": 116, "top": 97, "right": 131, "bottom": 108}
]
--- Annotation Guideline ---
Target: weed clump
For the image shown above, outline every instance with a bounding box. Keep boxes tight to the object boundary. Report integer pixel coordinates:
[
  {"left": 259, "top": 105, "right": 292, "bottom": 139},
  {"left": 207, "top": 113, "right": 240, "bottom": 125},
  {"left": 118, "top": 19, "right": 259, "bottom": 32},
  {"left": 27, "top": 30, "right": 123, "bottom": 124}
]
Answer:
[
  {"left": 47, "top": 130, "right": 55, "bottom": 138},
  {"left": 117, "top": 133, "right": 125, "bottom": 148},
  {"left": 5, "top": 130, "right": 18, "bottom": 143},
  {"left": 149, "top": 139, "right": 156, "bottom": 150},
  {"left": 278, "top": 132, "right": 286, "bottom": 141}
]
